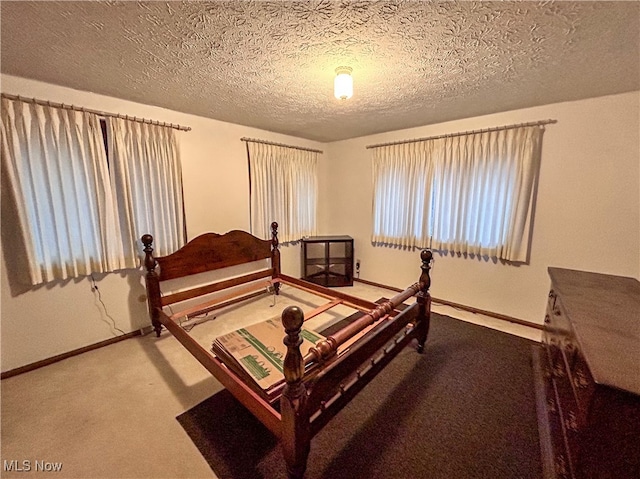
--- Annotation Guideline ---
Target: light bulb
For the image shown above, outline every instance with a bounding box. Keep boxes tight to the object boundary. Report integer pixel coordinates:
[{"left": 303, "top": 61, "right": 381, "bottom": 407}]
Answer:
[{"left": 334, "top": 66, "right": 353, "bottom": 100}]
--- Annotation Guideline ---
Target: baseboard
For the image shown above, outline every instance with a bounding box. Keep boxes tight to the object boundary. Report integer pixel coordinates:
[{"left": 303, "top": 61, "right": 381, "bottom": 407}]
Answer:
[
  {"left": 1, "top": 330, "right": 142, "bottom": 380},
  {"left": 354, "top": 277, "right": 543, "bottom": 331}
]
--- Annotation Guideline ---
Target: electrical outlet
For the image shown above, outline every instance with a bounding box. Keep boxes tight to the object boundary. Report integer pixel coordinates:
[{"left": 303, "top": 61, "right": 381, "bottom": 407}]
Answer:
[{"left": 356, "top": 259, "right": 361, "bottom": 272}]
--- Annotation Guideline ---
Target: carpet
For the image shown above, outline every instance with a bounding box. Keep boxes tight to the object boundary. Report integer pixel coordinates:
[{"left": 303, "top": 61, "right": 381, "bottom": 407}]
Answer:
[{"left": 177, "top": 313, "right": 542, "bottom": 479}]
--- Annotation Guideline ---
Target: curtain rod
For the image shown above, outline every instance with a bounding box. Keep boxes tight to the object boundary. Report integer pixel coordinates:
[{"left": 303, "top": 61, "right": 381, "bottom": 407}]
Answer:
[
  {"left": 366, "top": 119, "right": 557, "bottom": 149},
  {"left": 241, "top": 137, "right": 323, "bottom": 154},
  {"left": 1, "top": 93, "right": 191, "bottom": 132}
]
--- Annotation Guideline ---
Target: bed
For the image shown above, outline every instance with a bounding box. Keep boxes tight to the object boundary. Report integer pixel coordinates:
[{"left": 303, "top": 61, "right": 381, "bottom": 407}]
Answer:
[{"left": 141, "top": 222, "right": 433, "bottom": 479}]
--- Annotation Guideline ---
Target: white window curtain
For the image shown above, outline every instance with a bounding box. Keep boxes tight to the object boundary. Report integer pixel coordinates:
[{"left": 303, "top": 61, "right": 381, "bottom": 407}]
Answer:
[
  {"left": 1, "top": 97, "right": 125, "bottom": 285},
  {"left": 372, "top": 125, "right": 544, "bottom": 262},
  {"left": 106, "top": 117, "right": 185, "bottom": 261},
  {"left": 247, "top": 142, "right": 318, "bottom": 243},
  {"left": 372, "top": 141, "right": 432, "bottom": 249}
]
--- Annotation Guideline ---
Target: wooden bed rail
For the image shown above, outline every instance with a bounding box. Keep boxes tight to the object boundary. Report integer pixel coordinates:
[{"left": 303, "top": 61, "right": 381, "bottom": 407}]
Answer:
[
  {"left": 161, "top": 269, "right": 275, "bottom": 307},
  {"left": 302, "top": 281, "right": 417, "bottom": 365},
  {"left": 308, "top": 302, "right": 420, "bottom": 436},
  {"left": 302, "top": 249, "right": 433, "bottom": 365}
]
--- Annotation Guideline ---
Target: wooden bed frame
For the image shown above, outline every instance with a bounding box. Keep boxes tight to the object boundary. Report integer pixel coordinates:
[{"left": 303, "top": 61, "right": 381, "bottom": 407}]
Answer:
[{"left": 141, "top": 222, "right": 433, "bottom": 479}]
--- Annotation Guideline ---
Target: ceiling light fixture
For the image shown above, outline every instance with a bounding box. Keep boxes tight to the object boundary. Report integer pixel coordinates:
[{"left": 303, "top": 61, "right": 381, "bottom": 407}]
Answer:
[{"left": 334, "top": 66, "right": 353, "bottom": 100}]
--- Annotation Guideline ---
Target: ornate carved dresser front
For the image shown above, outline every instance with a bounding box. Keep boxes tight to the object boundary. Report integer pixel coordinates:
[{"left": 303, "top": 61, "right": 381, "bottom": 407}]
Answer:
[{"left": 533, "top": 267, "right": 640, "bottom": 479}]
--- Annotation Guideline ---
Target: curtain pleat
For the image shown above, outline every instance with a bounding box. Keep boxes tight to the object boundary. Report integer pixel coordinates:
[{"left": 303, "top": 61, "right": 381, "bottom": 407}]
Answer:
[
  {"left": 372, "top": 141, "right": 431, "bottom": 249},
  {"left": 371, "top": 126, "right": 544, "bottom": 262},
  {"left": 248, "top": 142, "right": 317, "bottom": 243},
  {"left": 107, "top": 118, "right": 185, "bottom": 261}
]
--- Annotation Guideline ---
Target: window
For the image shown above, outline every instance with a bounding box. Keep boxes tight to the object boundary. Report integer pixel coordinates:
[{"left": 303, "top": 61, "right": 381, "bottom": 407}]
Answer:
[
  {"left": 372, "top": 125, "right": 544, "bottom": 262},
  {"left": 246, "top": 141, "right": 318, "bottom": 243},
  {"left": 1, "top": 97, "right": 185, "bottom": 285}
]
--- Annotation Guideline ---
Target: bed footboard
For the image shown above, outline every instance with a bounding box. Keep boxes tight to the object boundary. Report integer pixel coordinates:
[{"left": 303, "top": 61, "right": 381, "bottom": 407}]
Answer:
[{"left": 279, "top": 250, "right": 433, "bottom": 479}]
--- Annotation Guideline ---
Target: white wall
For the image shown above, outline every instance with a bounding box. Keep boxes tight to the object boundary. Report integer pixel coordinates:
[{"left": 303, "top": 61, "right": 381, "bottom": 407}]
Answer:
[
  {"left": 321, "top": 91, "right": 640, "bottom": 324},
  {"left": 0, "top": 75, "right": 324, "bottom": 372}
]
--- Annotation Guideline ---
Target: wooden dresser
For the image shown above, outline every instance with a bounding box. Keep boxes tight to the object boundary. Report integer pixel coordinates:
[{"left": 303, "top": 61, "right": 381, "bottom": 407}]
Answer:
[{"left": 533, "top": 268, "right": 640, "bottom": 479}]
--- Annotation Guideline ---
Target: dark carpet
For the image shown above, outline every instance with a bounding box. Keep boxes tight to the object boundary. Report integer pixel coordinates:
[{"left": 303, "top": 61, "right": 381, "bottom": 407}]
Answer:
[{"left": 177, "top": 313, "right": 542, "bottom": 479}]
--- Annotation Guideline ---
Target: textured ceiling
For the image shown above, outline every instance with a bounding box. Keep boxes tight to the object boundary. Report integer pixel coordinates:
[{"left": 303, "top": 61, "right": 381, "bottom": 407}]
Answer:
[{"left": 1, "top": 1, "right": 639, "bottom": 142}]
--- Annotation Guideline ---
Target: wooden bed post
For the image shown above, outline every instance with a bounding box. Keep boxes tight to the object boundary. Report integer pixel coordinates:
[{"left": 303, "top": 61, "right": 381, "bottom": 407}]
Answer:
[
  {"left": 280, "top": 306, "right": 310, "bottom": 479},
  {"left": 416, "top": 249, "right": 433, "bottom": 353},
  {"left": 141, "top": 234, "right": 163, "bottom": 337},
  {"left": 271, "top": 221, "right": 281, "bottom": 295}
]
